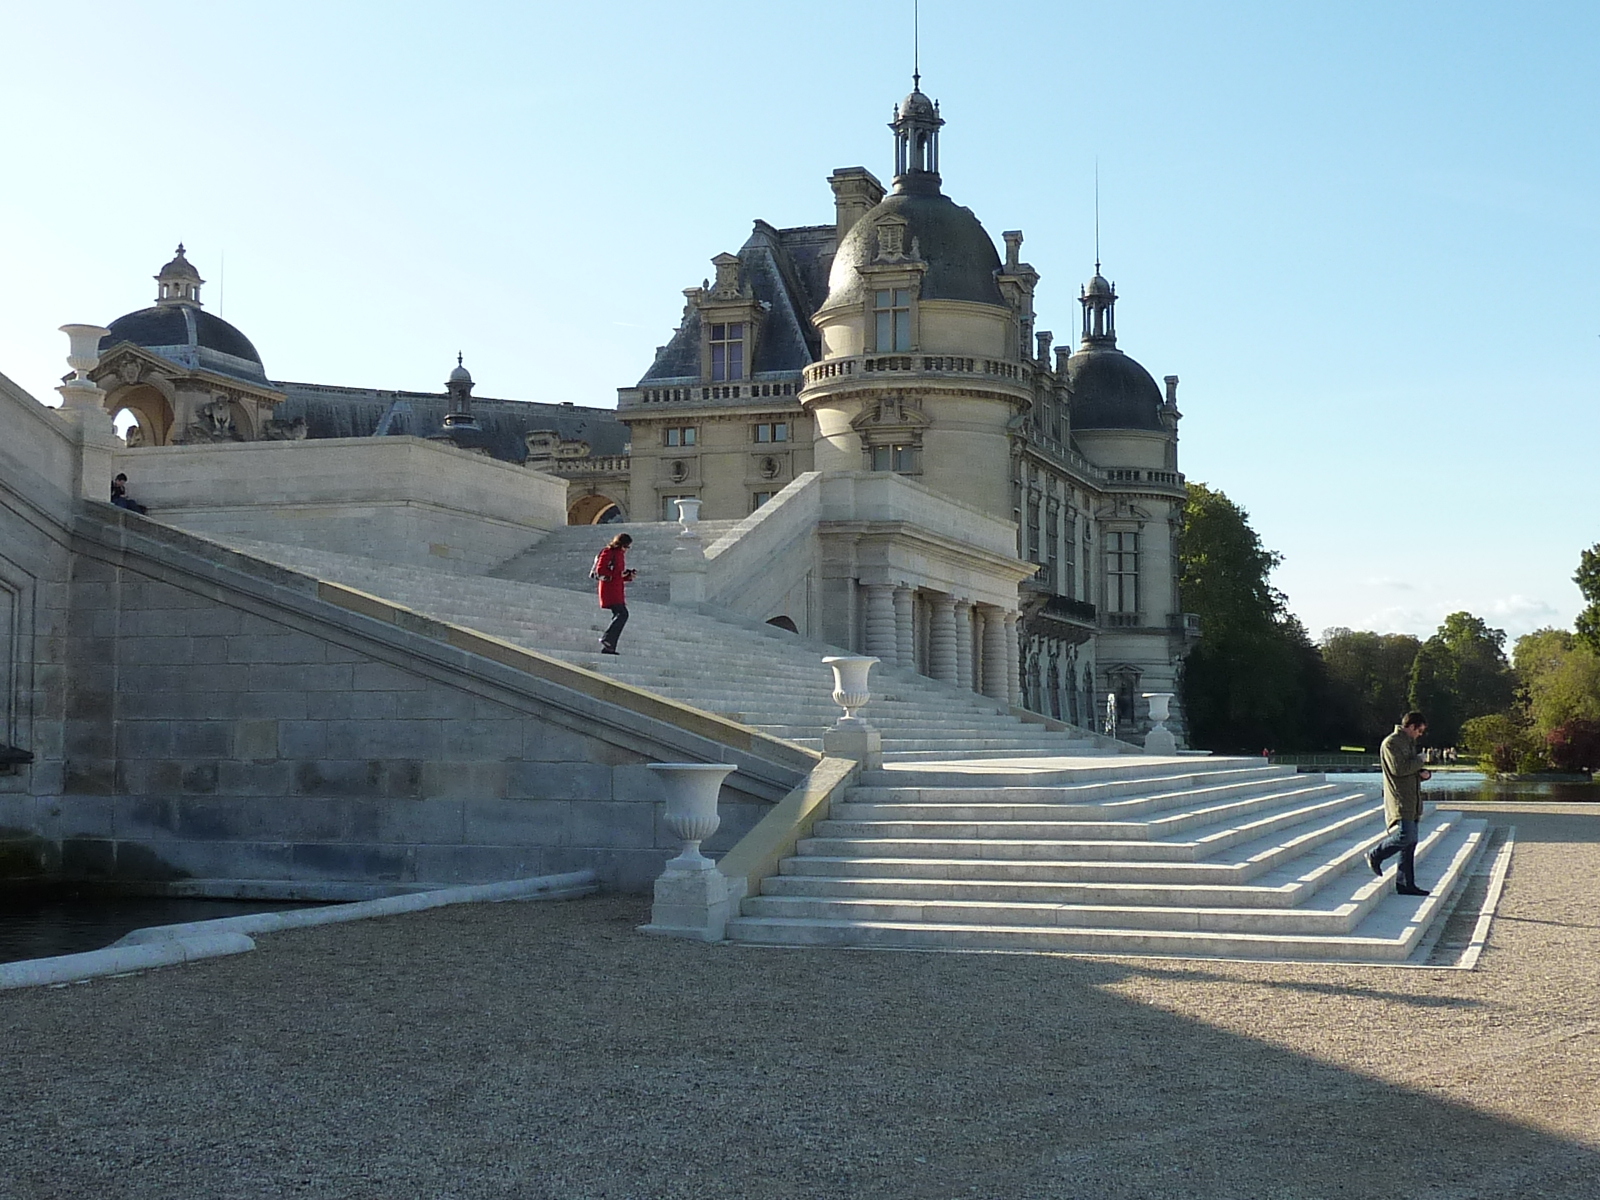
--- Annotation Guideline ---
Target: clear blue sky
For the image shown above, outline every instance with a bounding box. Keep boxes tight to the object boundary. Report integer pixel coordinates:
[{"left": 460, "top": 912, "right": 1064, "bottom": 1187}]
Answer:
[{"left": 3, "top": 1, "right": 1596, "bottom": 643}]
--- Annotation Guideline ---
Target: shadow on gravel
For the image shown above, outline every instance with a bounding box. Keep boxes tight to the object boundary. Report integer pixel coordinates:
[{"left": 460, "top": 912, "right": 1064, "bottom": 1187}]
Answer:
[
  {"left": 2, "top": 896, "right": 1597, "bottom": 1200},
  {"left": 1114, "top": 961, "right": 1492, "bottom": 1009}
]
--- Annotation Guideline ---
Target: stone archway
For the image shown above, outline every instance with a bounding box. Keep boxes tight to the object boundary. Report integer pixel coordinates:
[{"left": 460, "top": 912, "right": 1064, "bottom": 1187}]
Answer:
[
  {"left": 568, "top": 493, "right": 624, "bottom": 525},
  {"left": 765, "top": 615, "right": 799, "bottom": 634},
  {"left": 104, "top": 383, "right": 174, "bottom": 446}
]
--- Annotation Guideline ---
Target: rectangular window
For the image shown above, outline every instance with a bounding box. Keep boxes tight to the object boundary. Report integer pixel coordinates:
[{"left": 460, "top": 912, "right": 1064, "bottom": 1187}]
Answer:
[
  {"left": 661, "top": 494, "right": 694, "bottom": 520},
  {"left": 710, "top": 322, "right": 744, "bottom": 382},
  {"left": 1064, "top": 515, "right": 1077, "bottom": 599},
  {"left": 1106, "top": 531, "right": 1140, "bottom": 613},
  {"left": 754, "top": 421, "right": 789, "bottom": 443},
  {"left": 664, "top": 426, "right": 697, "bottom": 448},
  {"left": 870, "top": 443, "right": 915, "bottom": 473},
  {"left": 873, "top": 288, "right": 912, "bottom": 352},
  {"left": 750, "top": 491, "right": 773, "bottom": 512}
]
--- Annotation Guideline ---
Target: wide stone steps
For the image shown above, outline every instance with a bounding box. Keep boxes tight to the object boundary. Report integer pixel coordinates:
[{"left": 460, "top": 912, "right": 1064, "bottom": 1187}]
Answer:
[
  {"left": 731, "top": 813, "right": 1488, "bottom": 960},
  {"left": 797, "top": 790, "right": 1371, "bottom": 864},
  {"left": 488, "top": 521, "right": 743, "bottom": 605},
  {"left": 746, "top": 816, "right": 1472, "bottom": 935},
  {"left": 211, "top": 537, "right": 1111, "bottom": 755}
]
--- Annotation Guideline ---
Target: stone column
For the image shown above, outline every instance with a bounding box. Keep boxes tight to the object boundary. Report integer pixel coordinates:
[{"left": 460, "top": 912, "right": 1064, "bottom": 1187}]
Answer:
[
  {"left": 1004, "top": 611, "right": 1022, "bottom": 707},
  {"left": 864, "top": 585, "right": 897, "bottom": 665},
  {"left": 892, "top": 586, "right": 914, "bottom": 673},
  {"left": 928, "top": 595, "right": 957, "bottom": 685},
  {"left": 980, "top": 604, "right": 1008, "bottom": 701},
  {"left": 953, "top": 600, "right": 974, "bottom": 692}
]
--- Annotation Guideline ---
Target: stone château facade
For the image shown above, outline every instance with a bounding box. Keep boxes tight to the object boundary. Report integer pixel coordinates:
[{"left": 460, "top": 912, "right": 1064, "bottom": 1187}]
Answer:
[{"left": 616, "top": 80, "right": 1199, "bottom": 732}]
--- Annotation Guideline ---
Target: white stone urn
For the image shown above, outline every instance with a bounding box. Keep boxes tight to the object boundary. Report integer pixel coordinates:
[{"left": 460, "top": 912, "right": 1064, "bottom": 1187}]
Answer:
[
  {"left": 1142, "top": 691, "right": 1177, "bottom": 756},
  {"left": 56, "top": 324, "right": 112, "bottom": 415},
  {"left": 673, "top": 497, "right": 703, "bottom": 538},
  {"left": 822, "top": 656, "right": 878, "bottom": 725},
  {"left": 60, "top": 324, "right": 111, "bottom": 380},
  {"left": 648, "top": 762, "right": 736, "bottom": 872}
]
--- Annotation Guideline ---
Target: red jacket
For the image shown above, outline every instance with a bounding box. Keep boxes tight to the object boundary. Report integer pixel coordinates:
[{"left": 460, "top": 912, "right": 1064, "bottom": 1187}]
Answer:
[{"left": 594, "top": 545, "right": 629, "bottom": 608}]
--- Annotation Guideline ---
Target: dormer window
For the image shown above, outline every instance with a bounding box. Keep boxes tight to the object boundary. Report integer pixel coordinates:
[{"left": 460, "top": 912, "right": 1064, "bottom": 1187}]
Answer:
[
  {"left": 873, "top": 289, "right": 912, "bottom": 352},
  {"left": 710, "top": 323, "right": 744, "bottom": 381}
]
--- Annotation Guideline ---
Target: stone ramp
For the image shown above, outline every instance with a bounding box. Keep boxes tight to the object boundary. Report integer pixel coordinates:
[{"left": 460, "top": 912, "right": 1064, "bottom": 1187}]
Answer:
[
  {"left": 210, "top": 538, "right": 1113, "bottom": 759},
  {"left": 487, "top": 521, "right": 742, "bottom": 604},
  {"left": 726, "top": 757, "right": 1491, "bottom": 963}
]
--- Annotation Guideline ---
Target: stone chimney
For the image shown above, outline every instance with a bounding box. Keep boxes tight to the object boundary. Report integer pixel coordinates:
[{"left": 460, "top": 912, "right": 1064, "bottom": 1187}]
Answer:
[
  {"left": 1003, "top": 230, "right": 1023, "bottom": 270},
  {"left": 1164, "top": 375, "right": 1180, "bottom": 405},
  {"left": 1036, "top": 330, "right": 1053, "bottom": 364},
  {"left": 1055, "top": 346, "right": 1072, "bottom": 375},
  {"left": 828, "top": 167, "right": 886, "bottom": 242}
]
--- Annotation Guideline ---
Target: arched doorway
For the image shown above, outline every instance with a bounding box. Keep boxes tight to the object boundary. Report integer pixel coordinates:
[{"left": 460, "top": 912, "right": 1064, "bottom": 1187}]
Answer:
[
  {"left": 104, "top": 384, "right": 174, "bottom": 446},
  {"left": 568, "top": 493, "right": 625, "bottom": 525},
  {"left": 765, "top": 615, "right": 799, "bottom": 634}
]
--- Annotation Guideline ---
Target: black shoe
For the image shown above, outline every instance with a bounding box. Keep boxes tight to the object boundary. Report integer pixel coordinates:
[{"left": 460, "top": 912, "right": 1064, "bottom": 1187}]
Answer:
[
  {"left": 1396, "top": 885, "right": 1430, "bottom": 897},
  {"left": 600, "top": 645, "right": 618, "bottom": 655},
  {"left": 1365, "top": 850, "right": 1382, "bottom": 877}
]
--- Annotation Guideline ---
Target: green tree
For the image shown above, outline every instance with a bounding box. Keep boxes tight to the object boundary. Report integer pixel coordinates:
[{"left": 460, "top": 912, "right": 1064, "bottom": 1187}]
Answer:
[
  {"left": 1319, "top": 628, "right": 1421, "bottom": 746},
  {"left": 1177, "top": 483, "right": 1335, "bottom": 752},
  {"left": 1407, "top": 612, "right": 1516, "bottom": 746},
  {"left": 1512, "top": 627, "right": 1600, "bottom": 737},
  {"left": 1575, "top": 543, "right": 1600, "bottom": 655}
]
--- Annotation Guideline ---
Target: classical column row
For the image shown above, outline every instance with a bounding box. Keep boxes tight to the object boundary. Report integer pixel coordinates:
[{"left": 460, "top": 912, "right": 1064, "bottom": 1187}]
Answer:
[{"left": 856, "top": 583, "right": 1020, "bottom": 704}]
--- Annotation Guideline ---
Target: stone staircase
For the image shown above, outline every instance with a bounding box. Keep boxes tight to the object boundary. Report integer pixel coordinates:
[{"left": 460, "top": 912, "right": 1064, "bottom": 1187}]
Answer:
[
  {"left": 215, "top": 537, "right": 1112, "bottom": 760},
  {"left": 727, "top": 759, "right": 1489, "bottom": 962},
  {"left": 488, "top": 521, "right": 742, "bottom": 605},
  {"left": 209, "top": 533, "right": 1490, "bottom": 963}
]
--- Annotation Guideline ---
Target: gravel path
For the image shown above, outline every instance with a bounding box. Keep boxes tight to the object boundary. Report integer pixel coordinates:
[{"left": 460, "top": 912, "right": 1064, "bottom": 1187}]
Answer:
[{"left": 4, "top": 804, "right": 1598, "bottom": 1200}]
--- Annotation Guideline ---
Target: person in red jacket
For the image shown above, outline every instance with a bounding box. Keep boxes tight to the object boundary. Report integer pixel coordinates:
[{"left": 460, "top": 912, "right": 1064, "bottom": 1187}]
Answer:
[{"left": 593, "top": 533, "right": 636, "bottom": 654}]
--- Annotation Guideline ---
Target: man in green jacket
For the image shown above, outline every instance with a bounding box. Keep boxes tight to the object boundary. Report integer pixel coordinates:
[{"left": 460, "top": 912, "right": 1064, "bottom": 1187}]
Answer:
[{"left": 1365, "top": 711, "right": 1433, "bottom": 896}]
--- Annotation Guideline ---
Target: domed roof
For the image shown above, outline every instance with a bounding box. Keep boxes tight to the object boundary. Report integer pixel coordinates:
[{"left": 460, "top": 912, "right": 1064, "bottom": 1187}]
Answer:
[
  {"left": 99, "top": 305, "right": 268, "bottom": 385},
  {"left": 899, "top": 89, "right": 937, "bottom": 120},
  {"left": 448, "top": 353, "right": 472, "bottom": 385},
  {"left": 1084, "top": 272, "right": 1113, "bottom": 297},
  {"left": 823, "top": 190, "right": 1003, "bottom": 311},
  {"left": 157, "top": 244, "right": 202, "bottom": 282},
  {"left": 1066, "top": 347, "right": 1165, "bottom": 432}
]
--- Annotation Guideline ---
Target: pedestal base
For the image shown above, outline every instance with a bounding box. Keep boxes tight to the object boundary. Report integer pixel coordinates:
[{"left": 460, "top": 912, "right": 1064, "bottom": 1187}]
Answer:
[
  {"left": 1143, "top": 727, "right": 1178, "bottom": 756},
  {"left": 639, "top": 864, "right": 732, "bottom": 941},
  {"left": 823, "top": 721, "right": 882, "bottom": 770}
]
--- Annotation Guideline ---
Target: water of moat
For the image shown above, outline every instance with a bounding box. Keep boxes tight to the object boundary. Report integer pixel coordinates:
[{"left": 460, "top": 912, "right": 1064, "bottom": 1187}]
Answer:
[
  {"left": 0, "top": 889, "right": 329, "bottom": 966},
  {"left": 2, "top": 773, "right": 1592, "bottom": 966}
]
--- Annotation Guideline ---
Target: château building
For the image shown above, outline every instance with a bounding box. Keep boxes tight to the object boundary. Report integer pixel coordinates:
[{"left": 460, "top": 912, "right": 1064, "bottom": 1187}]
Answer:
[{"left": 616, "top": 79, "right": 1198, "bottom": 730}]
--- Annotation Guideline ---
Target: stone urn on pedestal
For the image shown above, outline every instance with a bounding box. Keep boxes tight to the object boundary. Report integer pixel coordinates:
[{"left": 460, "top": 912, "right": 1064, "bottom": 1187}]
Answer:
[
  {"left": 1142, "top": 692, "right": 1178, "bottom": 756},
  {"left": 821, "top": 656, "right": 881, "bottom": 769},
  {"left": 668, "top": 497, "right": 708, "bottom": 606},
  {"left": 639, "top": 762, "right": 738, "bottom": 941},
  {"left": 55, "top": 324, "right": 118, "bottom": 501}
]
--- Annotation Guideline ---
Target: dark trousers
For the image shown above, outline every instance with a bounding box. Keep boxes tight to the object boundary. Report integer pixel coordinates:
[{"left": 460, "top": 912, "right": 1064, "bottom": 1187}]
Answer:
[
  {"left": 111, "top": 496, "right": 147, "bottom": 514},
  {"left": 602, "top": 604, "right": 629, "bottom": 649},
  {"left": 1370, "top": 819, "right": 1419, "bottom": 889}
]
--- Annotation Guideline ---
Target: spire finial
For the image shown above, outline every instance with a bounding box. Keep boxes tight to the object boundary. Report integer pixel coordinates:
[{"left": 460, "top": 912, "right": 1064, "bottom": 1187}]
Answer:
[
  {"left": 913, "top": 0, "right": 920, "bottom": 90},
  {"left": 176, "top": 242, "right": 186, "bottom": 257},
  {"left": 457, "top": 351, "right": 463, "bottom": 367},
  {"left": 1094, "top": 159, "right": 1101, "bottom": 275}
]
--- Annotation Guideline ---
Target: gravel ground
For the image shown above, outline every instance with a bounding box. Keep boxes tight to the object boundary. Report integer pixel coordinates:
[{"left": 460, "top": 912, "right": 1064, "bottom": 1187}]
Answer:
[{"left": 3, "top": 804, "right": 1598, "bottom": 1200}]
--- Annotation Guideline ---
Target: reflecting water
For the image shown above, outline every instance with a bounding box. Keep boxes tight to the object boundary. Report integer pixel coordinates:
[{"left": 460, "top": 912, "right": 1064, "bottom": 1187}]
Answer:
[
  {"left": 1326, "top": 770, "right": 1599, "bottom": 806},
  {"left": 0, "top": 888, "right": 327, "bottom": 965}
]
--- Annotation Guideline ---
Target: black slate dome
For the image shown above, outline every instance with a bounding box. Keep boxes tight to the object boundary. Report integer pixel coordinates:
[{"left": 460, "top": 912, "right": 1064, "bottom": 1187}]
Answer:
[
  {"left": 824, "top": 191, "right": 1003, "bottom": 311},
  {"left": 99, "top": 305, "right": 268, "bottom": 385},
  {"left": 1066, "top": 348, "right": 1165, "bottom": 432}
]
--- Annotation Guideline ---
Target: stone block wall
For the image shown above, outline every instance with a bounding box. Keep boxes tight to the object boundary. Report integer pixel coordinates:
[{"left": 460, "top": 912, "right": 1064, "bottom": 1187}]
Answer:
[{"left": 0, "top": 544, "right": 777, "bottom": 893}]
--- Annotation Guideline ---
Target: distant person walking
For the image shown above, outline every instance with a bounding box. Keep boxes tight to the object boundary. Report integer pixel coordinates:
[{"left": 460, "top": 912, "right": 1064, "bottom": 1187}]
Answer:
[
  {"left": 1366, "top": 710, "right": 1434, "bottom": 896},
  {"left": 592, "top": 533, "right": 635, "bottom": 655},
  {"left": 110, "top": 473, "right": 147, "bottom": 514}
]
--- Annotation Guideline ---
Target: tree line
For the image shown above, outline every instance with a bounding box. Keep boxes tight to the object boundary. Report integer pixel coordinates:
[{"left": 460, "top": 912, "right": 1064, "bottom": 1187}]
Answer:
[{"left": 1176, "top": 483, "right": 1600, "bottom": 770}]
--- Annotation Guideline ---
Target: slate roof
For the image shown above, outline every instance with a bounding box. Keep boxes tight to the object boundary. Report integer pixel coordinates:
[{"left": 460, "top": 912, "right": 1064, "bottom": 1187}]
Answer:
[
  {"left": 639, "top": 222, "right": 833, "bottom": 385},
  {"left": 824, "top": 190, "right": 1004, "bottom": 311},
  {"left": 100, "top": 305, "right": 269, "bottom": 385},
  {"left": 272, "top": 382, "right": 630, "bottom": 465},
  {"left": 1065, "top": 348, "right": 1166, "bottom": 432}
]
